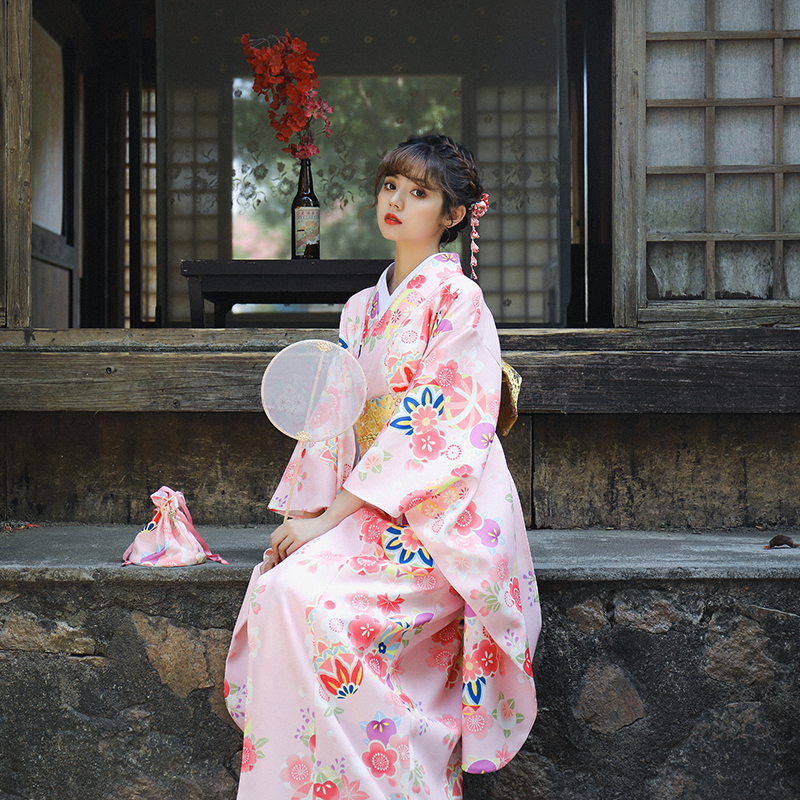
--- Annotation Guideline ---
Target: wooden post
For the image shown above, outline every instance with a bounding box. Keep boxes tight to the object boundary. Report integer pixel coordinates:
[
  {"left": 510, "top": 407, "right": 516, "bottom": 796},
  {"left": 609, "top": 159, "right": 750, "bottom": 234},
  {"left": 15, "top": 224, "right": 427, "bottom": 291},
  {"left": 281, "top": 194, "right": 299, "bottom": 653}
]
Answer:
[
  {"left": 612, "top": 0, "right": 645, "bottom": 327},
  {"left": 1, "top": 0, "right": 32, "bottom": 328}
]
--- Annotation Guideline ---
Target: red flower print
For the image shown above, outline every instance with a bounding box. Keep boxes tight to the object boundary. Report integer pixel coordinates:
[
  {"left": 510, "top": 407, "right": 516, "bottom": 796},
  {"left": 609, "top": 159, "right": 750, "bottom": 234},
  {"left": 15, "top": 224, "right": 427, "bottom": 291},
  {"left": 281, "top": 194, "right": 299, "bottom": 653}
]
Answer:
[
  {"left": 433, "top": 621, "right": 459, "bottom": 643},
  {"left": 348, "top": 614, "right": 380, "bottom": 650},
  {"left": 436, "top": 360, "right": 462, "bottom": 392},
  {"left": 389, "top": 734, "right": 411, "bottom": 768},
  {"left": 495, "top": 743, "right": 513, "bottom": 768},
  {"left": 490, "top": 554, "right": 510, "bottom": 583},
  {"left": 462, "top": 651, "right": 482, "bottom": 682},
  {"left": 241, "top": 736, "right": 257, "bottom": 773},
  {"left": 377, "top": 594, "right": 404, "bottom": 615},
  {"left": 414, "top": 573, "right": 438, "bottom": 591},
  {"left": 365, "top": 652, "right": 387, "bottom": 680},
  {"left": 451, "top": 464, "right": 473, "bottom": 479},
  {"left": 319, "top": 655, "right": 364, "bottom": 698},
  {"left": 410, "top": 404, "right": 439, "bottom": 432},
  {"left": 426, "top": 644, "right": 456, "bottom": 672},
  {"left": 360, "top": 513, "right": 387, "bottom": 543},
  {"left": 523, "top": 647, "right": 533, "bottom": 677},
  {"left": 361, "top": 740, "right": 398, "bottom": 779},
  {"left": 440, "top": 284, "right": 459, "bottom": 308},
  {"left": 339, "top": 777, "right": 370, "bottom": 800},
  {"left": 510, "top": 577, "right": 523, "bottom": 612},
  {"left": 411, "top": 428, "right": 447, "bottom": 460},
  {"left": 462, "top": 706, "right": 493, "bottom": 740},
  {"left": 407, "top": 274, "right": 427, "bottom": 289},
  {"left": 474, "top": 639, "right": 501, "bottom": 676},
  {"left": 398, "top": 487, "right": 434, "bottom": 513},
  {"left": 454, "top": 502, "right": 482, "bottom": 536},
  {"left": 437, "top": 713, "right": 460, "bottom": 739},
  {"left": 349, "top": 592, "right": 371, "bottom": 612},
  {"left": 280, "top": 753, "right": 313, "bottom": 787},
  {"left": 348, "top": 555, "right": 382, "bottom": 575},
  {"left": 314, "top": 781, "right": 340, "bottom": 800},
  {"left": 223, "top": 680, "right": 230, "bottom": 698}
]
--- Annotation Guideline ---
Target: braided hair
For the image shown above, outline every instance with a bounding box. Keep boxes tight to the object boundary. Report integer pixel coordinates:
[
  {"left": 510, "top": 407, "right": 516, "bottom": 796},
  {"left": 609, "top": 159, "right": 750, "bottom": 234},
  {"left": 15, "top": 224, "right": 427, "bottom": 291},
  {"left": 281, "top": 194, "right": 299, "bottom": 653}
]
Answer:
[{"left": 374, "top": 133, "right": 486, "bottom": 246}]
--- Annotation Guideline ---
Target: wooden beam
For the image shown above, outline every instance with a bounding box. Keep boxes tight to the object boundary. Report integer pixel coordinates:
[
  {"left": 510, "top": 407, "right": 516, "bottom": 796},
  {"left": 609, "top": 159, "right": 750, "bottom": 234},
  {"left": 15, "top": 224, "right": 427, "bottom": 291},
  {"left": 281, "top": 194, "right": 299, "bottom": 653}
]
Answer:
[
  {"left": 1, "top": 0, "right": 32, "bottom": 328},
  {"left": 1, "top": 328, "right": 800, "bottom": 414}
]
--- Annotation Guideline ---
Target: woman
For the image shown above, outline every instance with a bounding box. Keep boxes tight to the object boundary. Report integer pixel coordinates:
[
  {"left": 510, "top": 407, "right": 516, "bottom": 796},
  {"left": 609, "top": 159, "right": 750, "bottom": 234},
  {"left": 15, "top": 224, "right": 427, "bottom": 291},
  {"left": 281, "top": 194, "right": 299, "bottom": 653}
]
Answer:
[{"left": 225, "top": 133, "right": 541, "bottom": 800}]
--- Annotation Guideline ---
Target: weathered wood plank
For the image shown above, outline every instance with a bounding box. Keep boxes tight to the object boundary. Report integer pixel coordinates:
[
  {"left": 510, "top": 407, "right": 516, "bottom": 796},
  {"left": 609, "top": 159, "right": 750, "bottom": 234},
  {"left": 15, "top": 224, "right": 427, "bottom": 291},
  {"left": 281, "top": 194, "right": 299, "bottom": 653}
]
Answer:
[
  {"left": 4, "top": 326, "right": 800, "bottom": 352},
  {"left": 2, "top": 347, "right": 800, "bottom": 413},
  {"left": 613, "top": 0, "right": 646, "bottom": 326},
  {"left": 0, "top": 327, "right": 338, "bottom": 351},
  {"left": 0, "top": 352, "right": 271, "bottom": 411},
  {"left": 512, "top": 350, "right": 800, "bottom": 413},
  {"left": 1, "top": 0, "right": 32, "bottom": 328}
]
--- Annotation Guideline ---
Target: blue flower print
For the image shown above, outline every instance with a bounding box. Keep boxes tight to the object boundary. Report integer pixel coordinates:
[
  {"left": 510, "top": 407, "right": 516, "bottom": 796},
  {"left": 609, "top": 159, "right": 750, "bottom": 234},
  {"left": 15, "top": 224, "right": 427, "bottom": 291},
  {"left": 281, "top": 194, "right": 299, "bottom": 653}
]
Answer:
[{"left": 389, "top": 387, "right": 444, "bottom": 435}]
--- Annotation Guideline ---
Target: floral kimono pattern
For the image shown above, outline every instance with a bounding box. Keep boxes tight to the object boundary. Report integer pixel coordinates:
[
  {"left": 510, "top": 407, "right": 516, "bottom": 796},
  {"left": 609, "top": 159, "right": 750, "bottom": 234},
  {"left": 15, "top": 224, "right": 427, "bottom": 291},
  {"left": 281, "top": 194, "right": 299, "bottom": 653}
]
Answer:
[{"left": 225, "top": 252, "right": 541, "bottom": 800}]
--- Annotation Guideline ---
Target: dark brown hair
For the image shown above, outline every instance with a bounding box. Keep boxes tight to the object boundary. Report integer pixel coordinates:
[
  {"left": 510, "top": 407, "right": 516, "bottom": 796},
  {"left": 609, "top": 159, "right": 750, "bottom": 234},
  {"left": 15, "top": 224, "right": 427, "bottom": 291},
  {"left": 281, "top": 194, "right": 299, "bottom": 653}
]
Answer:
[{"left": 374, "top": 133, "right": 485, "bottom": 245}]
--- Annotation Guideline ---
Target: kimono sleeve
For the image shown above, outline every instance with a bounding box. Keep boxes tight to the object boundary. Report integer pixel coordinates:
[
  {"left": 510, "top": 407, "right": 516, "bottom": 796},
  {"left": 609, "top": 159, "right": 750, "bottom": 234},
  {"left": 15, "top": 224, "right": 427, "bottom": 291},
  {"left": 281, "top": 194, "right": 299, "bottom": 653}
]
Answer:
[
  {"left": 268, "top": 293, "right": 369, "bottom": 516},
  {"left": 343, "top": 276, "right": 502, "bottom": 519}
]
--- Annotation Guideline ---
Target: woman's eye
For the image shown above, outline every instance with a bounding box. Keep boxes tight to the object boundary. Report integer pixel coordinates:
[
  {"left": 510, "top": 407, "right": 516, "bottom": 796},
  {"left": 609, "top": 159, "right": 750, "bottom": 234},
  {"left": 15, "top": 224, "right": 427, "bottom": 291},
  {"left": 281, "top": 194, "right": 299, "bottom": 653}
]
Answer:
[{"left": 411, "top": 188, "right": 426, "bottom": 198}]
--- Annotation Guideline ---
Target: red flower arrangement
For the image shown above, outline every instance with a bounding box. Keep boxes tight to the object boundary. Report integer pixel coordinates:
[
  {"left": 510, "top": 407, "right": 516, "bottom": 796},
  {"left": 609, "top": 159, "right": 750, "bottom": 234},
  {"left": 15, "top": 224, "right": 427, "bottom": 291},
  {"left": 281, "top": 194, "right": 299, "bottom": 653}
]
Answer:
[{"left": 241, "top": 30, "right": 333, "bottom": 159}]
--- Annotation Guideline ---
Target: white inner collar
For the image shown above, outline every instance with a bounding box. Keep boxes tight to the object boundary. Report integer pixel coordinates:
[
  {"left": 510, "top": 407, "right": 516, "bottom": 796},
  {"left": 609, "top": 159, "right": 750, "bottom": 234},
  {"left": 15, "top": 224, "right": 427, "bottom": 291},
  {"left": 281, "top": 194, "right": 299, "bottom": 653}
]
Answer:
[{"left": 375, "top": 256, "right": 431, "bottom": 318}]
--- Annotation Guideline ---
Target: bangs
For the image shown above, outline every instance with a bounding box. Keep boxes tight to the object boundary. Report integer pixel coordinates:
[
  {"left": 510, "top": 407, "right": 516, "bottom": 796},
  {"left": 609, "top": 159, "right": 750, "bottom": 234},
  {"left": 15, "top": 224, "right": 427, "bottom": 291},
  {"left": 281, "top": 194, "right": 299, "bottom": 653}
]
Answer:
[{"left": 375, "top": 147, "right": 446, "bottom": 195}]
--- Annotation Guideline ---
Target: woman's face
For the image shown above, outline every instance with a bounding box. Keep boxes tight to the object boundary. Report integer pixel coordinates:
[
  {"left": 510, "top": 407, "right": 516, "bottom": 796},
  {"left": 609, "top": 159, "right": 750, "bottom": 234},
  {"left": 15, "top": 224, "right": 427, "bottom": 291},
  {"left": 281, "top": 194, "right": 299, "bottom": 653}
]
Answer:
[{"left": 376, "top": 174, "right": 450, "bottom": 248}]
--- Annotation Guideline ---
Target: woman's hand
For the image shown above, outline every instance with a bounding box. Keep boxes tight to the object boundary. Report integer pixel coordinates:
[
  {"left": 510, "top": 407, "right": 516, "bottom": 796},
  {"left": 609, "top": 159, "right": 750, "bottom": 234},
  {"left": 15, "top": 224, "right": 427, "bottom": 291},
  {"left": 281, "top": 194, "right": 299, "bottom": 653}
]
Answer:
[
  {"left": 271, "top": 490, "right": 366, "bottom": 564},
  {"left": 271, "top": 515, "right": 332, "bottom": 563}
]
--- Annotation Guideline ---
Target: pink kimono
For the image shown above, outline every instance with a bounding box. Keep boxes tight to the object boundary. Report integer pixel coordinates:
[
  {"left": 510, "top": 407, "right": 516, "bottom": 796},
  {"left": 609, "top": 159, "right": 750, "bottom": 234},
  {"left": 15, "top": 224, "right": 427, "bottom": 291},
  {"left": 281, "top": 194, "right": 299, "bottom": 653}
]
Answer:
[{"left": 225, "top": 252, "right": 541, "bottom": 800}]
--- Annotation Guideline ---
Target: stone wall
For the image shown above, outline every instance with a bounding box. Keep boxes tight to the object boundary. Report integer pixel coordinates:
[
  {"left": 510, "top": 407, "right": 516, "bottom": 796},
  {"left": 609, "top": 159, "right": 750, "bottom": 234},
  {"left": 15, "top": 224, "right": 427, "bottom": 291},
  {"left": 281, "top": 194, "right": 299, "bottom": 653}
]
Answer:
[{"left": 2, "top": 566, "right": 798, "bottom": 799}]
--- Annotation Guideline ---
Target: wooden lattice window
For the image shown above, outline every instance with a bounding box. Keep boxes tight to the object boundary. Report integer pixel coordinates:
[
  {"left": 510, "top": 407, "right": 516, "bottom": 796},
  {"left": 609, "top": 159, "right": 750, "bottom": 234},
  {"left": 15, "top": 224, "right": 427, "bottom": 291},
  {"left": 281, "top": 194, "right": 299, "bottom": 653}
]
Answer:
[
  {"left": 125, "top": 87, "right": 159, "bottom": 325},
  {"left": 615, "top": 0, "right": 800, "bottom": 326},
  {"left": 474, "top": 84, "right": 562, "bottom": 324}
]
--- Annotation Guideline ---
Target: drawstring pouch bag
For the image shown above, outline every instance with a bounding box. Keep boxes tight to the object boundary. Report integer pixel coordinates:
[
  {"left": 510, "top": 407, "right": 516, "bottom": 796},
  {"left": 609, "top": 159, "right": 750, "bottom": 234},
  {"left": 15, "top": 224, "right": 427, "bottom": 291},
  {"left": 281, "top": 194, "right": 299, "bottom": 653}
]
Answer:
[{"left": 123, "top": 486, "right": 228, "bottom": 567}]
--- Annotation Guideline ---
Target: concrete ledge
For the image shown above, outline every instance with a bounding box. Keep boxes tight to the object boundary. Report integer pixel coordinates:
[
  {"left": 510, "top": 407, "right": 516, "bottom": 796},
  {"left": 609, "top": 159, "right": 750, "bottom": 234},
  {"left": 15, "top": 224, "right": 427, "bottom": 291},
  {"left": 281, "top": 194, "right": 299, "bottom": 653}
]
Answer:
[
  {"left": 2, "top": 524, "right": 800, "bottom": 799},
  {"left": 2, "top": 524, "right": 798, "bottom": 582}
]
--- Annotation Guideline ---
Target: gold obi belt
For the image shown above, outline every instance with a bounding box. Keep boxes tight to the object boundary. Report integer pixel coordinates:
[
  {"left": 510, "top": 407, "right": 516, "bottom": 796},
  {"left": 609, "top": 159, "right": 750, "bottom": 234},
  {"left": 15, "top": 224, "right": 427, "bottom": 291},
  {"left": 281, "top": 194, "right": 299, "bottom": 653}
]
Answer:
[{"left": 354, "top": 393, "right": 403, "bottom": 451}]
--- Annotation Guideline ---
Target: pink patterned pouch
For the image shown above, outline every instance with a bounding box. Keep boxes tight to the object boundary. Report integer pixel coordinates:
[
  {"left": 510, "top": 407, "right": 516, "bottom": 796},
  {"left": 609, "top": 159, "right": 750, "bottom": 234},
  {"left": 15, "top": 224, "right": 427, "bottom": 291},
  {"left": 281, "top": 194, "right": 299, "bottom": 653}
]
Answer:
[{"left": 123, "top": 486, "right": 228, "bottom": 567}]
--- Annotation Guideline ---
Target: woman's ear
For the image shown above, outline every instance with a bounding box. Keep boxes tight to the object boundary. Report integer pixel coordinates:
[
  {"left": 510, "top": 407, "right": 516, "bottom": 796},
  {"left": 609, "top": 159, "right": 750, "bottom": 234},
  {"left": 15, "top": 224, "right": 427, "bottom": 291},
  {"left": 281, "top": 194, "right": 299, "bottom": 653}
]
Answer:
[{"left": 445, "top": 205, "right": 467, "bottom": 229}]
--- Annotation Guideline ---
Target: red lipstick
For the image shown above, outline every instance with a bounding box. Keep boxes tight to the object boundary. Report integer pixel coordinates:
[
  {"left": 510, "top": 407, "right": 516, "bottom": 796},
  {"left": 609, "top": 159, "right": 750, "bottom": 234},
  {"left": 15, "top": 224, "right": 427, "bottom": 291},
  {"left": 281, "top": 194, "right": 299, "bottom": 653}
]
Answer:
[{"left": 384, "top": 213, "right": 401, "bottom": 225}]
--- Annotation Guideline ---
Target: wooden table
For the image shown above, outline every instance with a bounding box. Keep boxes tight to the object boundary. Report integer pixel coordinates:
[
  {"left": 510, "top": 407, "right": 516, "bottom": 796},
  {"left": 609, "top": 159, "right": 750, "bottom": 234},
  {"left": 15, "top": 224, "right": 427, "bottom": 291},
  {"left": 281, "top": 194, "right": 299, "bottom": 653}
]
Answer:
[{"left": 180, "top": 259, "right": 388, "bottom": 327}]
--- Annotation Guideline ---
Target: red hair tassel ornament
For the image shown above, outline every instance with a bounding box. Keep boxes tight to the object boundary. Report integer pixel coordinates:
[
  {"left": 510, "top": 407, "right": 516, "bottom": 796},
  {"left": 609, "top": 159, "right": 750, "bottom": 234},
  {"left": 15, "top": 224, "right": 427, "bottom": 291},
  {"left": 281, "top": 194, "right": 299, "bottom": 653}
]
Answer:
[{"left": 469, "top": 193, "right": 489, "bottom": 280}]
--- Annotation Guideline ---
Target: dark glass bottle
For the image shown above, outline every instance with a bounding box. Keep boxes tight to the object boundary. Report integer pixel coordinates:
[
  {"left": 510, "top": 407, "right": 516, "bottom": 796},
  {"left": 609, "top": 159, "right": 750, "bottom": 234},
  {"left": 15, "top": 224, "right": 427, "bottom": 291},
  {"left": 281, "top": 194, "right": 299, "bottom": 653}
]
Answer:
[{"left": 291, "top": 158, "right": 320, "bottom": 259}]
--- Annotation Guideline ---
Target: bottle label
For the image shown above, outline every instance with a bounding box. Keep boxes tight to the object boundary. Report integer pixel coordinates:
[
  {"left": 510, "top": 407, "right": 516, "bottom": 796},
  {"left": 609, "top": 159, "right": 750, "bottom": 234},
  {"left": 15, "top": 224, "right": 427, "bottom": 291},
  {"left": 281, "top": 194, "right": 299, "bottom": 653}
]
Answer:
[{"left": 294, "top": 208, "right": 320, "bottom": 256}]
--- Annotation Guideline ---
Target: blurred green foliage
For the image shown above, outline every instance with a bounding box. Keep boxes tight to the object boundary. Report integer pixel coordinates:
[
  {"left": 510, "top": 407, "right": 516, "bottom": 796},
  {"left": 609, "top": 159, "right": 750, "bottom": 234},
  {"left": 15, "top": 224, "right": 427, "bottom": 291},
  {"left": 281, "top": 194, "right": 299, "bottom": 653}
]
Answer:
[{"left": 232, "top": 75, "right": 462, "bottom": 260}]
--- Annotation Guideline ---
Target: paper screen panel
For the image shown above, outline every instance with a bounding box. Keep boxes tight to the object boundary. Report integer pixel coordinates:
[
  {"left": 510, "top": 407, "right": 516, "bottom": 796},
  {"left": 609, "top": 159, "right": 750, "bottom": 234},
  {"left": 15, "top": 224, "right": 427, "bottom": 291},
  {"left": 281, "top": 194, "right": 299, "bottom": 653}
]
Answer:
[
  {"left": 715, "top": 174, "right": 774, "bottom": 233},
  {"left": 715, "top": 40, "right": 774, "bottom": 99},
  {"left": 647, "top": 0, "right": 705, "bottom": 33},
  {"left": 647, "top": 175, "right": 705, "bottom": 232},
  {"left": 783, "top": 243, "right": 800, "bottom": 300},
  {"left": 715, "top": 0, "right": 774, "bottom": 32},
  {"left": 647, "top": 108, "right": 705, "bottom": 167},
  {"left": 715, "top": 107, "right": 773, "bottom": 166},
  {"left": 785, "top": 40, "right": 800, "bottom": 99},
  {"left": 715, "top": 242, "right": 773, "bottom": 299},
  {"left": 647, "top": 242, "right": 705, "bottom": 300},
  {"left": 784, "top": 174, "right": 800, "bottom": 232},
  {"left": 646, "top": 42, "right": 706, "bottom": 100},
  {"left": 785, "top": 108, "right": 800, "bottom": 164}
]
